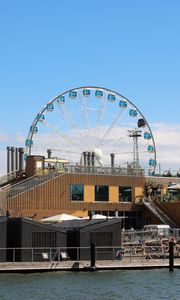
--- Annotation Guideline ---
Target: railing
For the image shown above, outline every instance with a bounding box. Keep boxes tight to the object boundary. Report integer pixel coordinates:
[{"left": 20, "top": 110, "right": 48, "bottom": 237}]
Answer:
[
  {"left": 151, "top": 202, "right": 176, "bottom": 227},
  {"left": 171, "top": 228, "right": 180, "bottom": 239},
  {"left": 154, "top": 200, "right": 178, "bottom": 227},
  {"left": 64, "top": 165, "right": 145, "bottom": 177},
  {"left": 122, "top": 228, "right": 180, "bottom": 245},
  {"left": 122, "top": 229, "right": 160, "bottom": 244},
  {"left": 0, "top": 245, "right": 179, "bottom": 264},
  {"left": 0, "top": 171, "right": 17, "bottom": 187},
  {"left": 142, "top": 199, "right": 167, "bottom": 224},
  {"left": 153, "top": 168, "right": 180, "bottom": 177},
  {"left": 7, "top": 171, "right": 64, "bottom": 199},
  {"left": 142, "top": 199, "right": 177, "bottom": 227}
]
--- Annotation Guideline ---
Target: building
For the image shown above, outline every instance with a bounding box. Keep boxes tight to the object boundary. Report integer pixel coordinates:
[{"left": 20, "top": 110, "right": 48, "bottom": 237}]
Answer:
[
  {"left": 53, "top": 218, "right": 122, "bottom": 260},
  {"left": 6, "top": 217, "right": 66, "bottom": 262},
  {"left": 1, "top": 155, "right": 180, "bottom": 229}
]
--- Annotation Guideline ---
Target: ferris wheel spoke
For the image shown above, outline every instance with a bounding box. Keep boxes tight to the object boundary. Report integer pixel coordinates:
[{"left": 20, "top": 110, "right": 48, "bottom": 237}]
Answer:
[
  {"left": 39, "top": 120, "right": 85, "bottom": 152},
  {"left": 97, "top": 108, "right": 127, "bottom": 148},
  {"left": 104, "top": 150, "right": 148, "bottom": 156},
  {"left": 79, "top": 93, "right": 94, "bottom": 149},
  {"left": 109, "top": 130, "right": 147, "bottom": 164},
  {"left": 56, "top": 102, "right": 90, "bottom": 150},
  {"left": 109, "top": 126, "right": 141, "bottom": 149},
  {"left": 95, "top": 93, "right": 108, "bottom": 141},
  {"left": 79, "top": 94, "right": 88, "bottom": 129},
  {"left": 32, "top": 145, "right": 81, "bottom": 155}
]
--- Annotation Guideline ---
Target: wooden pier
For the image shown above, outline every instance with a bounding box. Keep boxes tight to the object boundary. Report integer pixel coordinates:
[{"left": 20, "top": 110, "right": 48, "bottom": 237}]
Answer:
[{"left": 1, "top": 257, "right": 180, "bottom": 273}]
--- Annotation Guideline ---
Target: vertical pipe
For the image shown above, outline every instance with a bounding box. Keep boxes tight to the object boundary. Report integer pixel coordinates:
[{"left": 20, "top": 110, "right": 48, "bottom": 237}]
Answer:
[
  {"left": 83, "top": 152, "right": 86, "bottom": 166},
  {"left": 91, "top": 152, "right": 95, "bottom": 166},
  {"left": 19, "top": 147, "right": 25, "bottom": 172},
  {"left": 110, "top": 153, "right": 115, "bottom": 168},
  {"left": 11, "top": 147, "right": 15, "bottom": 172},
  {"left": 7, "top": 146, "right": 11, "bottom": 174},
  {"left": 87, "top": 152, "right": 91, "bottom": 166},
  {"left": 15, "top": 148, "right": 19, "bottom": 171},
  {"left": 47, "top": 149, "right": 52, "bottom": 168},
  {"left": 47, "top": 149, "right": 52, "bottom": 159}
]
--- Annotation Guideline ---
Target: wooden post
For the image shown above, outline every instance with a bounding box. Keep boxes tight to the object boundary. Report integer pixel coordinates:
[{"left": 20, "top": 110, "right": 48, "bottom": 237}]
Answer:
[
  {"left": 90, "top": 243, "right": 96, "bottom": 271},
  {"left": 169, "top": 241, "right": 174, "bottom": 272}
]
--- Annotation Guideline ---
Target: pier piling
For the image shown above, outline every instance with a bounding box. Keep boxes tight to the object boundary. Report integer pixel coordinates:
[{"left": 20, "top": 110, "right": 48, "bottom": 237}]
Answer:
[
  {"left": 169, "top": 241, "right": 174, "bottom": 272},
  {"left": 90, "top": 243, "right": 96, "bottom": 271}
]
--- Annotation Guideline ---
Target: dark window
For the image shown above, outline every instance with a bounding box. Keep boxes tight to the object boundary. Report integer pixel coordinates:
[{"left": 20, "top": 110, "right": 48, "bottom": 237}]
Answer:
[
  {"left": 71, "top": 184, "right": 84, "bottom": 201},
  {"left": 32, "top": 232, "right": 56, "bottom": 248},
  {"left": 119, "top": 187, "right": 132, "bottom": 202},
  {"left": 95, "top": 185, "right": 109, "bottom": 201}
]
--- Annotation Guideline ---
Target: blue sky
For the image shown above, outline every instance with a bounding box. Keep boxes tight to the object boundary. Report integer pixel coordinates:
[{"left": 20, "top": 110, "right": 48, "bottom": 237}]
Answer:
[{"left": 0, "top": 0, "right": 180, "bottom": 174}]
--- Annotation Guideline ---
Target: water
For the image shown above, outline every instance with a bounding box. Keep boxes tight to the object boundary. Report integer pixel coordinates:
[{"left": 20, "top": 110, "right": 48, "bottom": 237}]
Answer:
[{"left": 0, "top": 269, "right": 180, "bottom": 300}]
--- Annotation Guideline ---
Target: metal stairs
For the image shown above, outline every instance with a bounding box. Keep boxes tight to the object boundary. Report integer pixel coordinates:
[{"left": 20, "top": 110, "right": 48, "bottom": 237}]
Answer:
[
  {"left": 142, "top": 198, "right": 176, "bottom": 228},
  {"left": 7, "top": 171, "right": 64, "bottom": 199},
  {"left": 0, "top": 172, "right": 17, "bottom": 188}
]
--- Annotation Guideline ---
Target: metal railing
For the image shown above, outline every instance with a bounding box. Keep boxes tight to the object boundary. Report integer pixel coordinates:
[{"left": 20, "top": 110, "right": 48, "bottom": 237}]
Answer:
[
  {"left": 0, "top": 172, "right": 17, "bottom": 187},
  {"left": 64, "top": 165, "right": 145, "bottom": 177},
  {"left": 0, "top": 245, "right": 179, "bottom": 264},
  {"left": 154, "top": 200, "right": 178, "bottom": 227},
  {"left": 122, "top": 228, "right": 180, "bottom": 245},
  {"left": 7, "top": 171, "right": 64, "bottom": 199},
  {"left": 142, "top": 198, "right": 177, "bottom": 227},
  {"left": 122, "top": 229, "right": 158, "bottom": 244}
]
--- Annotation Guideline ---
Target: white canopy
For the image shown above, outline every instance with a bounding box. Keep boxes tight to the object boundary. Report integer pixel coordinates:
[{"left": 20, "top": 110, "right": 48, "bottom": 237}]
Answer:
[
  {"left": 40, "top": 213, "right": 81, "bottom": 223},
  {"left": 167, "top": 183, "right": 180, "bottom": 190},
  {"left": 92, "top": 214, "right": 108, "bottom": 219},
  {"left": 83, "top": 214, "right": 110, "bottom": 220}
]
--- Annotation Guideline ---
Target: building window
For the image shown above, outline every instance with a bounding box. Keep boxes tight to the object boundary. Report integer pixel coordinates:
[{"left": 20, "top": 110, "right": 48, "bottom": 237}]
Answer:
[
  {"left": 95, "top": 185, "right": 109, "bottom": 201},
  {"left": 70, "top": 184, "right": 84, "bottom": 201},
  {"left": 119, "top": 187, "right": 132, "bottom": 202}
]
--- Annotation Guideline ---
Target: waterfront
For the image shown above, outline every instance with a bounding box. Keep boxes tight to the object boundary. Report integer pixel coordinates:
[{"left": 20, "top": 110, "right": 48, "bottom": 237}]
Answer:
[{"left": 0, "top": 269, "right": 180, "bottom": 300}]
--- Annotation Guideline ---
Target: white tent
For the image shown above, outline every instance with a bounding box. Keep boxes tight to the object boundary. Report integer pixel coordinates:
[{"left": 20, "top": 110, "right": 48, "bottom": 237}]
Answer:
[
  {"left": 83, "top": 214, "right": 110, "bottom": 220},
  {"left": 40, "top": 213, "right": 81, "bottom": 223},
  {"left": 92, "top": 214, "right": 108, "bottom": 219},
  {"left": 167, "top": 183, "right": 180, "bottom": 190}
]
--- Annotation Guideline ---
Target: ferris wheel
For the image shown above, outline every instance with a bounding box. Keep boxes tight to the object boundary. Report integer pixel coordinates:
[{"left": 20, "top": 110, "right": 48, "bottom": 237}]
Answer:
[{"left": 25, "top": 86, "right": 156, "bottom": 173}]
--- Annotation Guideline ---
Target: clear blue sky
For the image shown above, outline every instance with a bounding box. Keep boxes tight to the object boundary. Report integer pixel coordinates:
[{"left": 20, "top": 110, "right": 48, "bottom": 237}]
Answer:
[{"left": 0, "top": 0, "right": 180, "bottom": 173}]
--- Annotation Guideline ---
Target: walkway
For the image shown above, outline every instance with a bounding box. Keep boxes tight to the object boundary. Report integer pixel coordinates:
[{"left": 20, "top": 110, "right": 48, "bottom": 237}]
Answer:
[{"left": 0, "top": 257, "right": 180, "bottom": 273}]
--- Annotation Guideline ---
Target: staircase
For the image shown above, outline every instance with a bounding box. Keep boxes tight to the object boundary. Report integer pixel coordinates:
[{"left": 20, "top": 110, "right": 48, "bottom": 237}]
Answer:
[
  {"left": 142, "top": 198, "right": 177, "bottom": 228},
  {"left": 7, "top": 170, "right": 64, "bottom": 199},
  {"left": 0, "top": 172, "right": 17, "bottom": 187},
  {"left": 154, "top": 200, "right": 180, "bottom": 228},
  {"left": 0, "top": 184, "right": 10, "bottom": 215}
]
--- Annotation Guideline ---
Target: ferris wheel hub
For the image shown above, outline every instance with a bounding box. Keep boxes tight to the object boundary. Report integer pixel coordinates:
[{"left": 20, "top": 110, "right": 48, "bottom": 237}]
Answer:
[{"left": 94, "top": 148, "right": 103, "bottom": 160}]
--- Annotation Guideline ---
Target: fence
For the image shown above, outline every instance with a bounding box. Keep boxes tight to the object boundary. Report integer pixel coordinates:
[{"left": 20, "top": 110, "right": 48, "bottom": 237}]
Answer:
[
  {"left": 0, "top": 244, "right": 179, "bottom": 263},
  {"left": 122, "top": 229, "right": 180, "bottom": 245}
]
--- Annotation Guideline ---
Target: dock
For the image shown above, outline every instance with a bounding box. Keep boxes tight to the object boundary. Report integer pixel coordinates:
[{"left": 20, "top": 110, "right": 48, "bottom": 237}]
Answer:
[{"left": 1, "top": 257, "right": 180, "bottom": 273}]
